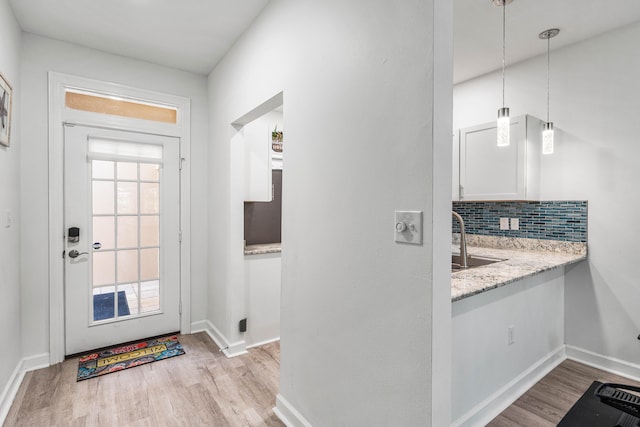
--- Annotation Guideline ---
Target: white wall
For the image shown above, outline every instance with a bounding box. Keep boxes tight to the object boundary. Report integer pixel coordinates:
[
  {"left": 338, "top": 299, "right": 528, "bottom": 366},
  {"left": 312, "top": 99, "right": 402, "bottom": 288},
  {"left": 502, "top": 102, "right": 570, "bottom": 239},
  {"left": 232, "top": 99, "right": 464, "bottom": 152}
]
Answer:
[
  {"left": 245, "top": 253, "right": 281, "bottom": 347},
  {"left": 454, "top": 23, "right": 640, "bottom": 367},
  {"left": 208, "top": 0, "right": 452, "bottom": 425},
  {"left": 452, "top": 268, "right": 565, "bottom": 425},
  {"left": 19, "top": 33, "right": 209, "bottom": 357},
  {"left": 0, "top": 0, "right": 22, "bottom": 415}
]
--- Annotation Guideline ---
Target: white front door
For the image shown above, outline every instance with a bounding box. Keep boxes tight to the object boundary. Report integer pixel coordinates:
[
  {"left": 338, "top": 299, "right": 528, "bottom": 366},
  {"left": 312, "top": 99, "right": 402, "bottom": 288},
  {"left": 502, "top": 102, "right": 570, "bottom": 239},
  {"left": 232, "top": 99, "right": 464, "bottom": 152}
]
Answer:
[{"left": 64, "top": 124, "right": 181, "bottom": 355}]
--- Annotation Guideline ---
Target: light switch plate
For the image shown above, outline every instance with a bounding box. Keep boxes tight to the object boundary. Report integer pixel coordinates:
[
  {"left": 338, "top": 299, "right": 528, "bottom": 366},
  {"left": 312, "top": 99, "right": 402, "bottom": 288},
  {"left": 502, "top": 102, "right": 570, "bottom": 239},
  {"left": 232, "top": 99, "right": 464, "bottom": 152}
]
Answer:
[
  {"left": 510, "top": 218, "right": 519, "bottom": 230},
  {"left": 395, "top": 211, "right": 422, "bottom": 245},
  {"left": 499, "top": 217, "right": 509, "bottom": 230}
]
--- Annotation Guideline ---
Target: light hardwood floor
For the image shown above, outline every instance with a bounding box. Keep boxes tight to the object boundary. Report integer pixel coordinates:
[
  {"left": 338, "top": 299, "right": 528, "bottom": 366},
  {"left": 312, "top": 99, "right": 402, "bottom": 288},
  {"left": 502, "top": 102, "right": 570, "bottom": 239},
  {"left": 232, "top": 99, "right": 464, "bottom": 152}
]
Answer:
[
  {"left": 4, "top": 333, "right": 284, "bottom": 427},
  {"left": 488, "top": 358, "right": 640, "bottom": 426},
  {"left": 8, "top": 336, "right": 640, "bottom": 427}
]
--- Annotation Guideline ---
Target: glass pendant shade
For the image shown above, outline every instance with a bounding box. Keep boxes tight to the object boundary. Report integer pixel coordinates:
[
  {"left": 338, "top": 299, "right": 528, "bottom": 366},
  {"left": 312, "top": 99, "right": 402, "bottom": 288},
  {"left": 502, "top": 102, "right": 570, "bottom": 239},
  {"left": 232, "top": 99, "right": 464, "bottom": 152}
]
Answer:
[
  {"left": 497, "top": 107, "right": 510, "bottom": 147},
  {"left": 542, "top": 122, "right": 554, "bottom": 154}
]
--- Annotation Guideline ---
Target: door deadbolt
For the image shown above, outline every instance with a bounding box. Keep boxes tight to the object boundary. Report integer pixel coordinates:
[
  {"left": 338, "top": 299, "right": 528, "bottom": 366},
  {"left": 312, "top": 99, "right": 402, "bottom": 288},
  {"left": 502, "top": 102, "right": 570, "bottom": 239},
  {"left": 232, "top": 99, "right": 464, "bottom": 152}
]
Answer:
[{"left": 68, "top": 227, "right": 80, "bottom": 243}]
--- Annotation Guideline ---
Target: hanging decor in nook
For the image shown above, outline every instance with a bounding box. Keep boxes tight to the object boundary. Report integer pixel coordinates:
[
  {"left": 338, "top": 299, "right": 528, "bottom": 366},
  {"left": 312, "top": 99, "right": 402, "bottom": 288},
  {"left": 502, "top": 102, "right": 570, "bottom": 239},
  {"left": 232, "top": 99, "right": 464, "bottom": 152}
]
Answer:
[{"left": 271, "top": 125, "right": 283, "bottom": 153}]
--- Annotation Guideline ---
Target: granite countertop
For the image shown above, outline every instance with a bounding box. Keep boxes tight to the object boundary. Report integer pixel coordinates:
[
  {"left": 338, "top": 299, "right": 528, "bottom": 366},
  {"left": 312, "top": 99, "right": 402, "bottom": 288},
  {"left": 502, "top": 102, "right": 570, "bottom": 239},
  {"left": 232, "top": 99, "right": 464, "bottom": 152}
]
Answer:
[
  {"left": 451, "top": 236, "right": 587, "bottom": 302},
  {"left": 243, "top": 237, "right": 585, "bottom": 298},
  {"left": 244, "top": 243, "right": 282, "bottom": 255}
]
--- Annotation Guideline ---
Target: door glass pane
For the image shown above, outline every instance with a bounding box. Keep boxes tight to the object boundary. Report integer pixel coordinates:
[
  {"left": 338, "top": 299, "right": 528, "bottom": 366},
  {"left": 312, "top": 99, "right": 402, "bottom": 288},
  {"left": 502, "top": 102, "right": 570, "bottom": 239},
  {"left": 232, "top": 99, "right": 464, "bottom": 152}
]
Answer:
[
  {"left": 140, "top": 280, "right": 160, "bottom": 313},
  {"left": 117, "top": 162, "right": 138, "bottom": 180},
  {"left": 122, "top": 283, "right": 140, "bottom": 315},
  {"left": 117, "top": 182, "right": 138, "bottom": 214},
  {"left": 117, "top": 216, "right": 138, "bottom": 248},
  {"left": 92, "top": 181, "right": 114, "bottom": 214},
  {"left": 140, "top": 216, "right": 159, "bottom": 247},
  {"left": 93, "top": 217, "right": 115, "bottom": 250},
  {"left": 92, "top": 161, "right": 114, "bottom": 179},
  {"left": 117, "top": 249, "right": 139, "bottom": 283},
  {"left": 140, "top": 163, "right": 160, "bottom": 182},
  {"left": 140, "top": 248, "right": 159, "bottom": 281},
  {"left": 140, "top": 183, "right": 159, "bottom": 214},
  {"left": 92, "top": 286, "right": 114, "bottom": 321},
  {"left": 93, "top": 251, "right": 115, "bottom": 286}
]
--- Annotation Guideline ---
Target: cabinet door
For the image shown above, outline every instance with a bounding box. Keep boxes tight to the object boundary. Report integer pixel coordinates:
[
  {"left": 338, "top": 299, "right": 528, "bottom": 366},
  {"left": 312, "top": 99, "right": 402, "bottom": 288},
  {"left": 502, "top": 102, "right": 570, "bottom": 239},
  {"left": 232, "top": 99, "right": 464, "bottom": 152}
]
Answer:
[
  {"left": 459, "top": 116, "right": 526, "bottom": 200},
  {"left": 244, "top": 122, "right": 272, "bottom": 202},
  {"left": 452, "top": 133, "right": 460, "bottom": 201}
]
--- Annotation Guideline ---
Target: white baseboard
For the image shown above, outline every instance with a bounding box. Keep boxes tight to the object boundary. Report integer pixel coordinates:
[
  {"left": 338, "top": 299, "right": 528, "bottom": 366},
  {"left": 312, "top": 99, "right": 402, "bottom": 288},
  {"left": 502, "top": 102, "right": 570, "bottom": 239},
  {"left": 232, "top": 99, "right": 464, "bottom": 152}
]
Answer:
[
  {"left": 22, "top": 353, "right": 50, "bottom": 373},
  {"left": 246, "top": 337, "right": 280, "bottom": 349},
  {"left": 190, "top": 320, "right": 210, "bottom": 335},
  {"left": 0, "top": 353, "right": 50, "bottom": 425},
  {"left": 274, "top": 394, "right": 313, "bottom": 427},
  {"left": 453, "top": 346, "right": 566, "bottom": 427},
  {"left": 566, "top": 345, "right": 640, "bottom": 382},
  {"left": 190, "top": 320, "right": 248, "bottom": 358},
  {"left": 0, "top": 361, "right": 25, "bottom": 426}
]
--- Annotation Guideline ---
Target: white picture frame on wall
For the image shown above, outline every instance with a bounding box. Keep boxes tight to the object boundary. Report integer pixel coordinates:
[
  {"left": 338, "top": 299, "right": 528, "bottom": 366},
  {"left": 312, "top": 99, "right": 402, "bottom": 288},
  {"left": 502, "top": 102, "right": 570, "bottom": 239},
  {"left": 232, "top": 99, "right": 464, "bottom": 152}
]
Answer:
[{"left": 0, "top": 71, "right": 13, "bottom": 148}]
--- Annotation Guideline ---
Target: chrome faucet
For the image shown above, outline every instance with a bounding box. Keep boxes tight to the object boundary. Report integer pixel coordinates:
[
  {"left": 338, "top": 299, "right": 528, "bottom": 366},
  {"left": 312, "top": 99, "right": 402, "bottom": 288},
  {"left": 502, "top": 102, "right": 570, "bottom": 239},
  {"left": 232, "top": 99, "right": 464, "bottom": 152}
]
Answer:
[{"left": 452, "top": 211, "right": 468, "bottom": 268}]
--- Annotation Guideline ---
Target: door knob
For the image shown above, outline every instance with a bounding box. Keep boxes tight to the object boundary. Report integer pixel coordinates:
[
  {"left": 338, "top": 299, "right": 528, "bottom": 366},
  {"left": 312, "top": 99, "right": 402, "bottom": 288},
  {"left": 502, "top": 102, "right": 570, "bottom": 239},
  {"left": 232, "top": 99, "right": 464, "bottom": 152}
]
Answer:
[
  {"left": 396, "top": 221, "right": 407, "bottom": 232},
  {"left": 68, "top": 249, "right": 88, "bottom": 259}
]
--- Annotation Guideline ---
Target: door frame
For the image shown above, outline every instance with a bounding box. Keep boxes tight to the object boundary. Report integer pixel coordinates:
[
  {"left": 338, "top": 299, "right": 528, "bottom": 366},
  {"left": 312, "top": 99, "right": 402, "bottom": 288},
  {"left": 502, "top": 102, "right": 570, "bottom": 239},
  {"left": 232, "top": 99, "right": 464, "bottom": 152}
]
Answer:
[{"left": 48, "top": 72, "right": 192, "bottom": 364}]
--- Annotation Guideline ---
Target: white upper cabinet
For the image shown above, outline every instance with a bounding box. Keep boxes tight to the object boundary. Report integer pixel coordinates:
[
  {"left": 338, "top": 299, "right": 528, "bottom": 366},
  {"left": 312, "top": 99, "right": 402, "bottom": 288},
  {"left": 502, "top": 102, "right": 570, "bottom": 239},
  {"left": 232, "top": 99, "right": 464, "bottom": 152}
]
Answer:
[
  {"left": 244, "top": 121, "right": 273, "bottom": 202},
  {"left": 457, "top": 115, "right": 542, "bottom": 201}
]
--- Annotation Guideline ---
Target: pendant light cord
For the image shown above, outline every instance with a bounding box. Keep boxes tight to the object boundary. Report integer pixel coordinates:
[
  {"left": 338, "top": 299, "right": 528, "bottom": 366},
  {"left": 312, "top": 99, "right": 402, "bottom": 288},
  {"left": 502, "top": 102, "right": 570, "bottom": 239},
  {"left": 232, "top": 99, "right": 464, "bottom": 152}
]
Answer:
[
  {"left": 502, "top": 1, "right": 506, "bottom": 108},
  {"left": 546, "top": 37, "right": 550, "bottom": 123}
]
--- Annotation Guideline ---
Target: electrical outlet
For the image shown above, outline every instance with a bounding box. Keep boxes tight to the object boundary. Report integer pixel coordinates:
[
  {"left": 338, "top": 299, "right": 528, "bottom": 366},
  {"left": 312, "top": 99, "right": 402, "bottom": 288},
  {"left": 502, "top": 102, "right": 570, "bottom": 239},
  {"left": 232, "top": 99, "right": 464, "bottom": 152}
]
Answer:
[
  {"left": 500, "top": 217, "right": 509, "bottom": 230},
  {"left": 510, "top": 218, "right": 519, "bottom": 230},
  {"left": 508, "top": 325, "right": 515, "bottom": 345}
]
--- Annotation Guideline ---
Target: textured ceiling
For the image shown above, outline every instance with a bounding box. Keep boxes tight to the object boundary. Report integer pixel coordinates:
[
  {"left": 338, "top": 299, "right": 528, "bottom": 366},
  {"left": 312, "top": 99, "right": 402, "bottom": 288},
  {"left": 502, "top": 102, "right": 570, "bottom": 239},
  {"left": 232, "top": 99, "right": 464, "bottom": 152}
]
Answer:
[
  {"left": 8, "top": 1, "right": 640, "bottom": 81},
  {"left": 9, "top": 0, "right": 270, "bottom": 75}
]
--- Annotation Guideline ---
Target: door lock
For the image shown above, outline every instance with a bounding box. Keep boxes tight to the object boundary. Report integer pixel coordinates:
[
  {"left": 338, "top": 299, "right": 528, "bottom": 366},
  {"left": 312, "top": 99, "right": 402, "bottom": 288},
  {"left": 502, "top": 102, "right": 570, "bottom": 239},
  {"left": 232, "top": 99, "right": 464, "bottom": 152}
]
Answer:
[
  {"left": 68, "top": 249, "right": 88, "bottom": 259},
  {"left": 68, "top": 227, "right": 80, "bottom": 243}
]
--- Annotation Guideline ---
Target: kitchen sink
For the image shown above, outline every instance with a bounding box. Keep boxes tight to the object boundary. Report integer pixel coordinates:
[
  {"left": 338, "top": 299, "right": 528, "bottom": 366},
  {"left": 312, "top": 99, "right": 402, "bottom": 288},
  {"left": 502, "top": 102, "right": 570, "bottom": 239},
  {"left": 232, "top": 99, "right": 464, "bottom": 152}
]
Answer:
[{"left": 451, "top": 254, "right": 506, "bottom": 271}]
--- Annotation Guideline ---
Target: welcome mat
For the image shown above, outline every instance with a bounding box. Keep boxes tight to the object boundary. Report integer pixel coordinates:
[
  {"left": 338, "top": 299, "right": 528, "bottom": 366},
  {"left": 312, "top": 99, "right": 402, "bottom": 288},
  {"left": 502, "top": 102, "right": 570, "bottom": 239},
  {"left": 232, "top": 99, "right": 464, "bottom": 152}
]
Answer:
[
  {"left": 77, "top": 335, "right": 185, "bottom": 381},
  {"left": 93, "top": 291, "right": 130, "bottom": 321}
]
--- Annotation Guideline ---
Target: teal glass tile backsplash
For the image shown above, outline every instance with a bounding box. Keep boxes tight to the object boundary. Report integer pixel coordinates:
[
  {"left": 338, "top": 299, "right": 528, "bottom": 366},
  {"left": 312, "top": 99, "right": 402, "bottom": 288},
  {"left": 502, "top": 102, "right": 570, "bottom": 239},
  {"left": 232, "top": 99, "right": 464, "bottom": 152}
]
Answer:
[{"left": 452, "top": 201, "right": 587, "bottom": 243}]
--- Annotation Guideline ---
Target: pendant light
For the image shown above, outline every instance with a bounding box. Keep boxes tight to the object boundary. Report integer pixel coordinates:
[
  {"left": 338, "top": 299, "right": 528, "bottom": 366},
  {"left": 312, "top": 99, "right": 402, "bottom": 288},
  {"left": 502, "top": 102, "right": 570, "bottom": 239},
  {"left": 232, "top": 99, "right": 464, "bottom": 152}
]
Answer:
[
  {"left": 494, "top": 0, "right": 513, "bottom": 147},
  {"left": 539, "top": 28, "right": 559, "bottom": 155}
]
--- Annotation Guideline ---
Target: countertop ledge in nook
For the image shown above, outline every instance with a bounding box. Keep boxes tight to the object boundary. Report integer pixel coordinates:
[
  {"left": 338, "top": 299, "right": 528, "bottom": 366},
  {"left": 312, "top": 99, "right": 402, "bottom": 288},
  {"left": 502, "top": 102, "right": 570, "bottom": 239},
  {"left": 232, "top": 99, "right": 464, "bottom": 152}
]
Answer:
[
  {"left": 451, "top": 235, "right": 587, "bottom": 302},
  {"left": 244, "top": 243, "right": 282, "bottom": 256}
]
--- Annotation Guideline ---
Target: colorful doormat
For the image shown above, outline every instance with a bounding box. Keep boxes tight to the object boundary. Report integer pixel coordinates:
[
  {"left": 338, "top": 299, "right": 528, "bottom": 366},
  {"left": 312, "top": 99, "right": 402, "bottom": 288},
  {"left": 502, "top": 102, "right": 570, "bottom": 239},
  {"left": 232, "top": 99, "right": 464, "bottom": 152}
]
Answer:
[
  {"left": 77, "top": 335, "right": 185, "bottom": 381},
  {"left": 93, "top": 291, "right": 130, "bottom": 321}
]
